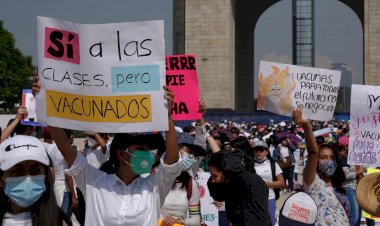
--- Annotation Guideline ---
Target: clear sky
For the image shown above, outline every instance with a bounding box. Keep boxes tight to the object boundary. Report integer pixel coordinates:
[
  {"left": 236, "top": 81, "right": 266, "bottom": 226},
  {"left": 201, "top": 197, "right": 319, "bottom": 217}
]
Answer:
[
  {"left": 0, "top": 0, "right": 173, "bottom": 65},
  {"left": 254, "top": 0, "right": 363, "bottom": 96}
]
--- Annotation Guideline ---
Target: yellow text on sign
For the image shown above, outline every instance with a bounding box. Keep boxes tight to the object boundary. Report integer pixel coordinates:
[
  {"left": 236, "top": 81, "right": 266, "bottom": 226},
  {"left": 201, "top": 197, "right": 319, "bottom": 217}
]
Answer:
[{"left": 46, "top": 89, "right": 152, "bottom": 123}]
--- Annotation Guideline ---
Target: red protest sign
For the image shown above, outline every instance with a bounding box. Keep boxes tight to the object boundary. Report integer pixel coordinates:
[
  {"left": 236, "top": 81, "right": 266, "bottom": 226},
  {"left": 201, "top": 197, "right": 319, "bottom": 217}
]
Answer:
[{"left": 166, "top": 54, "right": 201, "bottom": 120}]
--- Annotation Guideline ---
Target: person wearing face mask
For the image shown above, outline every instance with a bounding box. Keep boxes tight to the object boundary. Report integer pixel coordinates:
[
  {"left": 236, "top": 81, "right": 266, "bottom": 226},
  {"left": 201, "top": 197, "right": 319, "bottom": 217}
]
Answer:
[
  {"left": 158, "top": 142, "right": 206, "bottom": 226},
  {"left": 0, "top": 135, "right": 57, "bottom": 226},
  {"left": 207, "top": 149, "right": 271, "bottom": 226},
  {"left": 293, "top": 109, "right": 349, "bottom": 225},
  {"left": 42, "top": 85, "right": 181, "bottom": 226},
  {"left": 252, "top": 140, "right": 285, "bottom": 226}
]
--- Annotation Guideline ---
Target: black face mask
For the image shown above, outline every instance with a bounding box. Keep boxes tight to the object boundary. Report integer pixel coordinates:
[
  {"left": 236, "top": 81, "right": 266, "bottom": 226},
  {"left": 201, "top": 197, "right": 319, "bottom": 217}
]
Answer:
[{"left": 207, "top": 177, "right": 228, "bottom": 202}]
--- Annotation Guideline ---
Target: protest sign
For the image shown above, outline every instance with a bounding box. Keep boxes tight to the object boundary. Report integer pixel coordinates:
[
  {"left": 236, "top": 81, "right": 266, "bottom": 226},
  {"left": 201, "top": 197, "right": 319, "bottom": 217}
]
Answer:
[
  {"left": 36, "top": 16, "right": 167, "bottom": 133},
  {"left": 257, "top": 61, "right": 341, "bottom": 121},
  {"left": 196, "top": 172, "right": 219, "bottom": 226},
  {"left": 21, "top": 89, "right": 46, "bottom": 127},
  {"left": 166, "top": 54, "right": 201, "bottom": 120},
  {"left": 348, "top": 84, "right": 380, "bottom": 167}
]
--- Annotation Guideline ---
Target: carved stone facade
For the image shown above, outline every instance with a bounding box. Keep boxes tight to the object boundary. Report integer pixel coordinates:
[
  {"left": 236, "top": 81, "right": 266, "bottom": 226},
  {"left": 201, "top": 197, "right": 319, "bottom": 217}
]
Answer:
[{"left": 177, "top": 1, "right": 376, "bottom": 112}]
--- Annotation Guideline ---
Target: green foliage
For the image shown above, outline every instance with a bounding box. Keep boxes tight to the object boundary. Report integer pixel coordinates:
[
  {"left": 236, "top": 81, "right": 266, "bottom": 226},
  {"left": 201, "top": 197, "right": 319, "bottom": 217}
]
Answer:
[{"left": 0, "top": 20, "right": 34, "bottom": 113}]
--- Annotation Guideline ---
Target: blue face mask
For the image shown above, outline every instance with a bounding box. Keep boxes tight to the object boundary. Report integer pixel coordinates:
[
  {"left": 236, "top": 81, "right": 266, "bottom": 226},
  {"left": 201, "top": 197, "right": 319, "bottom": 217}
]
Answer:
[
  {"left": 125, "top": 150, "right": 155, "bottom": 175},
  {"left": 4, "top": 175, "right": 46, "bottom": 208},
  {"left": 182, "top": 153, "right": 196, "bottom": 171}
]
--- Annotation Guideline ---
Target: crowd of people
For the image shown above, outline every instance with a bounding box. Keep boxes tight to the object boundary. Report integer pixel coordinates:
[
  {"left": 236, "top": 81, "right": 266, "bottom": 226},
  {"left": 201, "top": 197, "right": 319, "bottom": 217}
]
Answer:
[{"left": 0, "top": 78, "right": 377, "bottom": 226}]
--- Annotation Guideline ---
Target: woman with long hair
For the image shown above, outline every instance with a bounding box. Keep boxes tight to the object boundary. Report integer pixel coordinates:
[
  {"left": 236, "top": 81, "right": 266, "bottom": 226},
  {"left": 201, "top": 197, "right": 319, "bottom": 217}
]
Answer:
[
  {"left": 293, "top": 108, "right": 349, "bottom": 225},
  {"left": 0, "top": 135, "right": 57, "bottom": 225}
]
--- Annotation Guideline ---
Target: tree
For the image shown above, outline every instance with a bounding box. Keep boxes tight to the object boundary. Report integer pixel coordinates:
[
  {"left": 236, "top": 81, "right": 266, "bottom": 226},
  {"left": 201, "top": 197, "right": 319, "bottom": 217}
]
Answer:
[{"left": 0, "top": 20, "right": 34, "bottom": 113}]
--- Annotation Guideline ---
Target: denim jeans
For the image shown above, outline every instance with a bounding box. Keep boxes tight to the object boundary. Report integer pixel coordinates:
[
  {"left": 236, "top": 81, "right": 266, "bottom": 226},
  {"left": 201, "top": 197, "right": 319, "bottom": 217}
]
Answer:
[
  {"left": 268, "top": 198, "right": 276, "bottom": 226},
  {"left": 345, "top": 187, "right": 360, "bottom": 226}
]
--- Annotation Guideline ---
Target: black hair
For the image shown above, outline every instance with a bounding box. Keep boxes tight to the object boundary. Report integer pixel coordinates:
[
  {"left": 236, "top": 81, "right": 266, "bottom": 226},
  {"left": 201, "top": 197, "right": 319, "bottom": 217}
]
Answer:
[
  {"left": 230, "top": 137, "right": 255, "bottom": 173},
  {"left": 100, "top": 133, "right": 135, "bottom": 174},
  {"left": 0, "top": 165, "right": 58, "bottom": 225},
  {"left": 207, "top": 151, "right": 226, "bottom": 171},
  {"left": 14, "top": 122, "right": 33, "bottom": 135},
  {"left": 318, "top": 143, "right": 346, "bottom": 194},
  {"left": 173, "top": 171, "right": 192, "bottom": 191}
]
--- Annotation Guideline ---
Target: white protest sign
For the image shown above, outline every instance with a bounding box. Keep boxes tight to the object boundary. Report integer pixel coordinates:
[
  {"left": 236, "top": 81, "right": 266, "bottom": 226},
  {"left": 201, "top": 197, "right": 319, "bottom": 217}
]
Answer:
[
  {"left": 257, "top": 61, "right": 341, "bottom": 121},
  {"left": 348, "top": 84, "right": 380, "bottom": 167},
  {"left": 37, "top": 16, "right": 167, "bottom": 133},
  {"left": 196, "top": 172, "right": 219, "bottom": 226}
]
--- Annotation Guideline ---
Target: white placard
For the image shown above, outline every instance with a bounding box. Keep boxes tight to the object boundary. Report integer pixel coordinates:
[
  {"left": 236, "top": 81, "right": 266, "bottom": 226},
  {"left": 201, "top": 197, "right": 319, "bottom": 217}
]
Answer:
[
  {"left": 37, "top": 16, "right": 167, "bottom": 133},
  {"left": 348, "top": 84, "right": 380, "bottom": 167},
  {"left": 257, "top": 61, "right": 341, "bottom": 121},
  {"left": 196, "top": 172, "right": 219, "bottom": 226}
]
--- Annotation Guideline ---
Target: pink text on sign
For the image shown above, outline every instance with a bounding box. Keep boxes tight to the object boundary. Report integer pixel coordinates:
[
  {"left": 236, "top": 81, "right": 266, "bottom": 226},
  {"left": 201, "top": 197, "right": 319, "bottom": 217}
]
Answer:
[{"left": 44, "top": 27, "right": 80, "bottom": 64}]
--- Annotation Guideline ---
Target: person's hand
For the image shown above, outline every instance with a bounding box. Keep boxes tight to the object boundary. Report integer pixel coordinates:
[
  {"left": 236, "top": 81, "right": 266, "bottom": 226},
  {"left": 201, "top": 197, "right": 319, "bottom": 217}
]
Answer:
[
  {"left": 17, "top": 106, "right": 28, "bottom": 120},
  {"left": 163, "top": 85, "right": 175, "bottom": 116},
  {"left": 212, "top": 200, "right": 224, "bottom": 208},
  {"left": 198, "top": 98, "right": 207, "bottom": 115},
  {"left": 161, "top": 216, "right": 184, "bottom": 226},
  {"left": 32, "top": 75, "right": 41, "bottom": 97},
  {"left": 83, "top": 131, "right": 96, "bottom": 136},
  {"left": 71, "top": 196, "right": 79, "bottom": 209},
  {"left": 292, "top": 108, "right": 308, "bottom": 126}
]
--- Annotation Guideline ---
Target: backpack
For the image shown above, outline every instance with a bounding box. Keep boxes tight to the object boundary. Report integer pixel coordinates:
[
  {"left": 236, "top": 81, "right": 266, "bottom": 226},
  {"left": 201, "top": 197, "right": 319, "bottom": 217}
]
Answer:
[{"left": 270, "top": 160, "right": 281, "bottom": 200}]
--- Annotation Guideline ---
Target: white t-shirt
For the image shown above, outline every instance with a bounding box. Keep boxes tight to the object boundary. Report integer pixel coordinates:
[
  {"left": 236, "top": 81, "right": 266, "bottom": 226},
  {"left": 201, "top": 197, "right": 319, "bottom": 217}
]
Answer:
[
  {"left": 65, "top": 152, "right": 182, "bottom": 226},
  {"left": 3, "top": 212, "right": 32, "bottom": 226},
  {"left": 84, "top": 142, "right": 111, "bottom": 169},
  {"left": 160, "top": 179, "right": 201, "bottom": 226},
  {"left": 254, "top": 159, "right": 282, "bottom": 200},
  {"left": 43, "top": 142, "right": 68, "bottom": 181}
]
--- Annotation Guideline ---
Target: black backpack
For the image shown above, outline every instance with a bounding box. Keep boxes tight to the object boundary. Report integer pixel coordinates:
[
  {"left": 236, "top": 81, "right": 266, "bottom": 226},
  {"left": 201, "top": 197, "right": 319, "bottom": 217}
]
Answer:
[{"left": 270, "top": 160, "right": 281, "bottom": 200}]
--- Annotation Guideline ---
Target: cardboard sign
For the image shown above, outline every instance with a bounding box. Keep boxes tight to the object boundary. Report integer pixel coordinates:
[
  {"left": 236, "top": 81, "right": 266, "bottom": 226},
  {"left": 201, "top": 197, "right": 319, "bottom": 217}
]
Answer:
[
  {"left": 257, "top": 61, "right": 341, "bottom": 121},
  {"left": 196, "top": 172, "right": 219, "bottom": 226},
  {"left": 36, "top": 16, "right": 167, "bottom": 133},
  {"left": 348, "top": 84, "right": 380, "bottom": 167},
  {"left": 21, "top": 89, "right": 46, "bottom": 127},
  {"left": 166, "top": 54, "right": 201, "bottom": 120}
]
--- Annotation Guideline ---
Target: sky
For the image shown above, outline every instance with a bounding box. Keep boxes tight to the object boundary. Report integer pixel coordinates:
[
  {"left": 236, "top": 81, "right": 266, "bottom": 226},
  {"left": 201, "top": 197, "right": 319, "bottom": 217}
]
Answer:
[
  {"left": 254, "top": 0, "right": 363, "bottom": 96},
  {"left": 1, "top": 0, "right": 363, "bottom": 95},
  {"left": 0, "top": 0, "right": 173, "bottom": 65}
]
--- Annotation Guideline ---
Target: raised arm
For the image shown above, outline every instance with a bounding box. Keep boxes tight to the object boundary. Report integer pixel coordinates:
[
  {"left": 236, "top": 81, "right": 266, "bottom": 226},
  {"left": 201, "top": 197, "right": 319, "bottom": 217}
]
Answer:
[
  {"left": 32, "top": 75, "right": 77, "bottom": 167},
  {"left": 0, "top": 106, "right": 28, "bottom": 143},
  {"left": 163, "top": 86, "right": 179, "bottom": 165},
  {"left": 49, "top": 126, "right": 77, "bottom": 167},
  {"left": 292, "top": 109, "right": 318, "bottom": 187},
  {"left": 83, "top": 132, "right": 107, "bottom": 153}
]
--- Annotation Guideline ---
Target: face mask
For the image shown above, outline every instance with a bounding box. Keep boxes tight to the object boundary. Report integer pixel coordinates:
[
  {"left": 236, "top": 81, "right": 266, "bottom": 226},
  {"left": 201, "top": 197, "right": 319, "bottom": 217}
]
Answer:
[
  {"left": 4, "top": 175, "right": 46, "bottom": 208},
  {"left": 281, "top": 141, "right": 288, "bottom": 146},
  {"left": 181, "top": 153, "right": 196, "bottom": 171},
  {"left": 318, "top": 160, "right": 337, "bottom": 176},
  {"left": 207, "top": 177, "right": 228, "bottom": 201},
  {"left": 124, "top": 150, "right": 154, "bottom": 175}
]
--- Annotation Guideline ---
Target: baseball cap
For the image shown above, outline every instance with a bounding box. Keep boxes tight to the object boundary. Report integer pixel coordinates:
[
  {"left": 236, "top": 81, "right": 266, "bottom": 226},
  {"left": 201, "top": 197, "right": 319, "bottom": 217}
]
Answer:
[
  {"left": 252, "top": 140, "right": 268, "bottom": 149},
  {"left": 0, "top": 135, "right": 50, "bottom": 171},
  {"left": 279, "top": 192, "right": 317, "bottom": 226},
  {"left": 176, "top": 132, "right": 206, "bottom": 157}
]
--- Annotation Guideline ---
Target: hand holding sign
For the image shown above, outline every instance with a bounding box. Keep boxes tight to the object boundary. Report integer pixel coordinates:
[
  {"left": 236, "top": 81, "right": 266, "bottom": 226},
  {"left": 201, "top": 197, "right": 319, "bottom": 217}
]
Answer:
[
  {"left": 37, "top": 17, "right": 167, "bottom": 133},
  {"left": 166, "top": 54, "right": 201, "bottom": 121}
]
